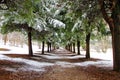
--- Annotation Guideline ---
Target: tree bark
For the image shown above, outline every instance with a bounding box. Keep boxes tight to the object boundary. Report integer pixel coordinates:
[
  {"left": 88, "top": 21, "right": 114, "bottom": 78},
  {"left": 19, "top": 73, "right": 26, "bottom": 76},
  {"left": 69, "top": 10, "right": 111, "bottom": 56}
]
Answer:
[
  {"left": 28, "top": 27, "right": 33, "bottom": 56},
  {"left": 42, "top": 41, "right": 45, "bottom": 54},
  {"left": 47, "top": 42, "right": 50, "bottom": 52},
  {"left": 86, "top": 33, "right": 91, "bottom": 59},
  {"left": 112, "top": 23, "right": 120, "bottom": 71},
  {"left": 77, "top": 40, "right": 80, "bottom": 55},
  {"left": 70, "top": 43, "right": 72, "bottom": 52},
  {"left": 50, "top": 43, "right": 52, "bottom": 51},
  {"left": 68, "top": 44, "right": 70, "bottom": 51},
  {"left": 73, "top": 43, "right": 76, "bottom": 53},
  {"left": 112, "top": 1, "right": 120, "bottom": 71}
]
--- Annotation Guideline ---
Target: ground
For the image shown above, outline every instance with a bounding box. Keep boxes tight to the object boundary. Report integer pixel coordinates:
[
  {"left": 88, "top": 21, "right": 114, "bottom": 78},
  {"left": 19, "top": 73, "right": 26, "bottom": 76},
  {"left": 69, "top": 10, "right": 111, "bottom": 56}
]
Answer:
[{"left": 0, "top": 45, "right": 120, "bottom": 80}]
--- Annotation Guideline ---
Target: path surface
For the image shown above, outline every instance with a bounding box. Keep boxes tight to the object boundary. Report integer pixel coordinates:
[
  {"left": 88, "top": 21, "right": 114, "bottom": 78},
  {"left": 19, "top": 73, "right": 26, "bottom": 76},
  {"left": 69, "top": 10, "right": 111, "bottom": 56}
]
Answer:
[
  {"left": 0, "top": 48, "right": 120, "bottom": 80},
  {"left": 35, "top": 49, "right": 118, "bottom": 80},
  {"left": 35, "top": 49, "right": 95, "bottom": 80}
]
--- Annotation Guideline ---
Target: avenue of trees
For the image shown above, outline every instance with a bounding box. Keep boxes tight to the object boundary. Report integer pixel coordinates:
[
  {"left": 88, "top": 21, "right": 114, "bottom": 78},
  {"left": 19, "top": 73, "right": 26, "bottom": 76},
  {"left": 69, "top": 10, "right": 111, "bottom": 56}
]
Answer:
[{"left": 0, "top": 0, "right": 120, "bottom": 72}]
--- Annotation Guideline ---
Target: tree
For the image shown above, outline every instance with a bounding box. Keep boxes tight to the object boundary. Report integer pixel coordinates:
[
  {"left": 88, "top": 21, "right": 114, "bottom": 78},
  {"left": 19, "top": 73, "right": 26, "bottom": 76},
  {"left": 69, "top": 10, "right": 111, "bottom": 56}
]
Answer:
[
  {"left": 72, "top": 0, "right": 120, "bottom": 71},
  {"left": 42, "top": 40, "right": 45, "bottom": 54},
  {"left": 0, "top": 21, "right": 40, "bottom": 56},
  {"left": 27, "top": 27, "right": 33, "bottom": 56},
  {"left": 0, "top": 0, "right": 47, "bottom": 56},
  {"left": 98, "top": 0, "right": 120, "bottom": 71}
]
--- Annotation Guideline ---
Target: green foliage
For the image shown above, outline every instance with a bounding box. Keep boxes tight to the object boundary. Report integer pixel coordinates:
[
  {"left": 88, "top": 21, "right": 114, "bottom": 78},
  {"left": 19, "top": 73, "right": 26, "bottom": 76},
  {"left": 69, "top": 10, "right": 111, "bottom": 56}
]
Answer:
[
  {"left": 0, "top": 0, "right": 110, "bottom": 48},
  {"left": 1, "top": 21, "right": 20, "bottom": 34}
]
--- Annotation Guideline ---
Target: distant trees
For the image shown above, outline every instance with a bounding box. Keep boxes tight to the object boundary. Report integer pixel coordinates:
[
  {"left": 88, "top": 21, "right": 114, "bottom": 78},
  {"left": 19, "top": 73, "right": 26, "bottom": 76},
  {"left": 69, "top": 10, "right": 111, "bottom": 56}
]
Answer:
[{"left": 1, "top": 32, "right": 25, "bottom": 47}]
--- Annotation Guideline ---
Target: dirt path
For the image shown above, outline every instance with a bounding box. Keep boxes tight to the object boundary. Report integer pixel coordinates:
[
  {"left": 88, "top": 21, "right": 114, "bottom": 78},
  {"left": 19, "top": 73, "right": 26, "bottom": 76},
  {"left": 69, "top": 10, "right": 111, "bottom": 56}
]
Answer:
[
  {"left": 41, "top": 66, "right": 91, "bottom": 80},
  {"left": 37, "top": 49, "right": 120, "bottom": 80},
  {"left": 0, "top": 48, "right": 120, "bottom": 80}
]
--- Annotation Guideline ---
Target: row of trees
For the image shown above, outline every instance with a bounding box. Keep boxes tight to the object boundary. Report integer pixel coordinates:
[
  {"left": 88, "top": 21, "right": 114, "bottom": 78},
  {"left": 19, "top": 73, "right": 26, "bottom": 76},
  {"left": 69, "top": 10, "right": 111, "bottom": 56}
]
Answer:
[
  {"left": 0, "top": 0, "right": 65, "bottom": 55},
  {"left": 0, "top": 0, "right": 120, "bottom": 71},
  {"left": 59, "top": 0, "right": 120, "bottom": 72},
  {"left": 58, "top": 0, "right": 108, "bottom": 59}
]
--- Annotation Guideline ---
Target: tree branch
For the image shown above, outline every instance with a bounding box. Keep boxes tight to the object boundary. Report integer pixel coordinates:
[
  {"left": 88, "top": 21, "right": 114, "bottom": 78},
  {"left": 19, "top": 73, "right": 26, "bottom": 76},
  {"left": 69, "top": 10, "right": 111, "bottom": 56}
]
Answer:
[{"left": 98, "top": 0, "right": 114, "bottom": 31}]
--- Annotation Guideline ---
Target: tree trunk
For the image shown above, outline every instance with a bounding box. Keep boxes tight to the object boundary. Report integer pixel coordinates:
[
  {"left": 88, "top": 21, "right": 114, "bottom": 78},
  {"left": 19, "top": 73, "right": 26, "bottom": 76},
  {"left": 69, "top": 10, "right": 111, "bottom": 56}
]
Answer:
[
  {"left": 47, "top": 42, "right": 50, "bottom": 52},
  {"left": 99, "top": 0, "right": 120, "bottom": 71},
  {"left": 112, "top": 1, "right": 120, "bottom": 71},
  {"left": 86, "top": 33, "right": 91, "bottom": 59},
  {"left": 28, "top": 27, "right": 33, "bottom": 56},
  {"left": 73, "top": 43, "right": 75, "bottom": 53},
  {"left": 42, "top": 41, "right": 45, "bottom": 54},
  {"left": 77, "top": 40, "right": 80, "bottom": 55},
  {"left": 70, "top": 43, "right": 72, "bottom": 52},
  {"left": 65, "top": 45, "right": 67, "bottom": 50},
  {"left": 50, "top": 43, "right": 52, "bottom": 51},
  {"left": 3, "top": 34, "right": 7, "bottom": 45},
  {"left": 68, "top": 44, "right": 70, "bottom": 51}
]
